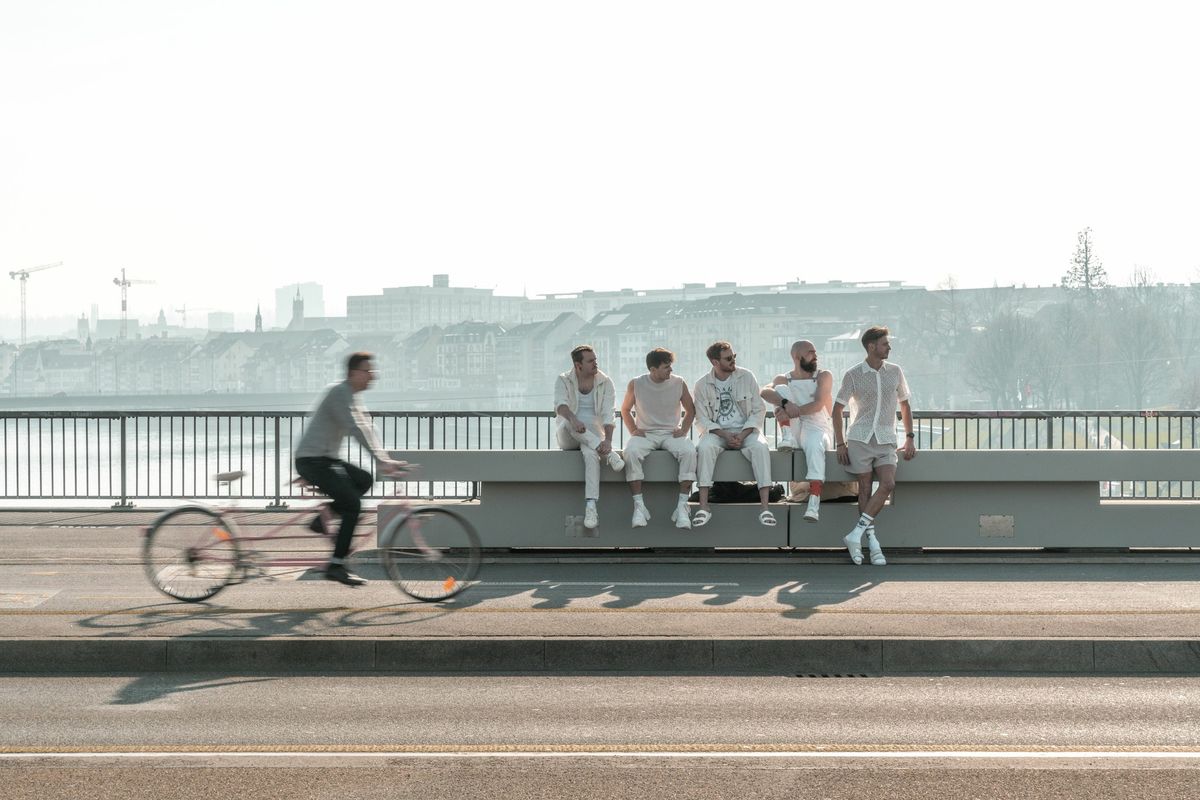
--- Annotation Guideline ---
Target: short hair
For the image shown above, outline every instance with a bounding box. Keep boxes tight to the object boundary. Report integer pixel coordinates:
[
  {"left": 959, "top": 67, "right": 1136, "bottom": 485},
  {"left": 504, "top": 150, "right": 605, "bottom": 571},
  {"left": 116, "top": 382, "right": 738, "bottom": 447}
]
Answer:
[
  {"left": 347, "top": 351, "right": 373, "bottom": 375},
  {"left": 570, "top": 345, "right": 595, "bottom": 364},
  {"left": 861, "top": 326, "right": 890, "bottom": 349},
  {"left": 645, "top": 347, "right": 674, "bottom": 370},
  {"left": 705, "top": 340, "right": 733, "bottom": 362}
]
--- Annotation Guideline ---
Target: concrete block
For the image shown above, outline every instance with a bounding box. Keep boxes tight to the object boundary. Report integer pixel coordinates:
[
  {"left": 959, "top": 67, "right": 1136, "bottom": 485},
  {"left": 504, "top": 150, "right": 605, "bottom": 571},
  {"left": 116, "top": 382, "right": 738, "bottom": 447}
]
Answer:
[
  {"left": 376, "top": 639, "right": 546, "bottom": 672},
  {"left": 0, "top": 639, "right": 167, "bottom": 673},
  {"left": 714, "top": 639, "right": 881, "bottom": 674},
  {"left": 544, "top": 638, "right": 712, "bottom": 672},
  {"left": 1094, "top": 641, "right": 1200, "bottom": 674},
  {"left": 883, "top": 639, "right": 1095, "bottom": 673},
  {"left": 166, "top": 638, "right": 375, "bottom": 672}
]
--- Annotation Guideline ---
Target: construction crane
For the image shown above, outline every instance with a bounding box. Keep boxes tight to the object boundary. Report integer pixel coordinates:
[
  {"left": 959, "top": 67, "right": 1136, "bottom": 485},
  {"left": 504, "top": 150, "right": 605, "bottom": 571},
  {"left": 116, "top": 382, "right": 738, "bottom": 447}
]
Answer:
[
  {"left": 113, "top": 268, "right": 155, "bottom": 340},
  {"left": 8, "top": 261, "right": 63, "bottom": 346},
  {"left": 174, "top": 304, "right": 209, "bottom": 329}
]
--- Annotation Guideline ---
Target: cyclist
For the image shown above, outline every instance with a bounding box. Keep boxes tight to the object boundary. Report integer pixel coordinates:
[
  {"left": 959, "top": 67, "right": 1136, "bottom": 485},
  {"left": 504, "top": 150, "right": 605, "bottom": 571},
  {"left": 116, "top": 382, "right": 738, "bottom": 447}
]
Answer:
[{"left": 295, "top": 351, "right": 405, "bottom": 586}]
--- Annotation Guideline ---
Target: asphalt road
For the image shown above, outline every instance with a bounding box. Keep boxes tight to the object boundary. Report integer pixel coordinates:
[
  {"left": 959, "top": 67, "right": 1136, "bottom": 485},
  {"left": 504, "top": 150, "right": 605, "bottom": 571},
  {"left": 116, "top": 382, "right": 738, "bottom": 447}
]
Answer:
[{"left": 5, "top": 675, "right": 1200, "bottom": 797}]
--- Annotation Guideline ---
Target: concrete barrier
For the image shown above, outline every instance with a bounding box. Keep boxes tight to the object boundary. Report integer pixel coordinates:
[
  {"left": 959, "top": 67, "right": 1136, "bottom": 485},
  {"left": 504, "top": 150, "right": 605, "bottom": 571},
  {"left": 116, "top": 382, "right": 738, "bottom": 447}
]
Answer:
[{"left": 379, "top": 449, "right": 1200, "bottom": 549}]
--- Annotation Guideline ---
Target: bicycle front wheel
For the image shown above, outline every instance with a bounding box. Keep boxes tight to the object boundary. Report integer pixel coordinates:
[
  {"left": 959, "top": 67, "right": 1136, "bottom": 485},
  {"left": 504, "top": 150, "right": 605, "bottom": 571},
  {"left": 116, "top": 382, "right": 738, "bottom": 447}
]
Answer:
[
  {"left": 381, "top": 507, "right": 481, "bottom": 602},
  {"left": 143, "top": 506, "right": 241, "bottom": 602}
]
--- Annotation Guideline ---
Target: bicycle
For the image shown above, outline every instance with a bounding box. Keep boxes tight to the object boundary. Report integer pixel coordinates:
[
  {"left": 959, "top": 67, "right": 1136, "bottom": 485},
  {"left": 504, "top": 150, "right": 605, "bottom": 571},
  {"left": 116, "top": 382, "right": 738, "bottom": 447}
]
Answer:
[{"left": 142, "top": 468, "right": 481, "bottom": 604}]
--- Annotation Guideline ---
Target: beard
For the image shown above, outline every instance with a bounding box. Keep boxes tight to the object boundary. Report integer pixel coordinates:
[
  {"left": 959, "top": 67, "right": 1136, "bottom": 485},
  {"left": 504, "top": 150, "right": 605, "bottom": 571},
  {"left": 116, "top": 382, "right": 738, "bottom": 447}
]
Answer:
[{"left": 799, "top": 357, "right": 817, "bottom": 373}]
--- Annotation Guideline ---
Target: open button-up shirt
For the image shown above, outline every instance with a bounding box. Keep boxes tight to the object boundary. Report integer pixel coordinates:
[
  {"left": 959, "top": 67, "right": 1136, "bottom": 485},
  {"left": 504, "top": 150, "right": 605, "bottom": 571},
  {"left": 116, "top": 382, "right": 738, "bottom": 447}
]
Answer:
[{"left": 835, "top": 361, "right": 911, "bottom": 445}]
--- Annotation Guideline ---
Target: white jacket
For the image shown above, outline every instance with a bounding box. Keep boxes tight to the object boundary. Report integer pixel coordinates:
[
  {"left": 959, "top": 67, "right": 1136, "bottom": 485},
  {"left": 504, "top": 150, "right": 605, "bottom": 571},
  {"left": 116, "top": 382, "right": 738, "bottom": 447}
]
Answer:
[
  {"left": 692, "top": 367, "right": 766, "bottom": 435},
  {"left": 554, "top": 368, "right": 617, "bottom": 428}
]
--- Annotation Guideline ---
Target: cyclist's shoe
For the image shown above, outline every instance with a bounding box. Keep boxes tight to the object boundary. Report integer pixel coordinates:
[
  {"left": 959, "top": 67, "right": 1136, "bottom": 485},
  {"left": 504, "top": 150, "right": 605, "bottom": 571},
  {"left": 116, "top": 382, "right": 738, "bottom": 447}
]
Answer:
[
  {"left": 308, "top": 514, "right": 326, "bottom": 534},
  {"left": 325, "top": 564, "right": 367, "bottom": 586}
]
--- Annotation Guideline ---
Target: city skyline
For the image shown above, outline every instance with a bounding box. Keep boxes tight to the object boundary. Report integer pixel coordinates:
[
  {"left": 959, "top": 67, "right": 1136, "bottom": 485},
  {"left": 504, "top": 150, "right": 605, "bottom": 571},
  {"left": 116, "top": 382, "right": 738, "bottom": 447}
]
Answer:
[{"left": 4, "top": 1, "right": 1200, "bottom": 333}]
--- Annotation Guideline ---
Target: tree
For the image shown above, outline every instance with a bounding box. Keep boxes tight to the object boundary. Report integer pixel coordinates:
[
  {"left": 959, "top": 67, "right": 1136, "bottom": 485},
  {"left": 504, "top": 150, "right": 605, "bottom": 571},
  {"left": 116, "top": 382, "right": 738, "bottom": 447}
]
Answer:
[
  {"left": 1062, "top": 227, "right": 1109, "bottom": 295},
  {"left": 1103, "top": 269, "right": 1170, "bottom": 409}
]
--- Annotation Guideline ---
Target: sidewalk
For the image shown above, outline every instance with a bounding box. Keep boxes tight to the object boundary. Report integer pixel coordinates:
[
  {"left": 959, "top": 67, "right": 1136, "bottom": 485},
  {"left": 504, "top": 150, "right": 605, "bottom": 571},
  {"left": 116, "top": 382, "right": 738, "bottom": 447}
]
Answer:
[{"left": 3, "top": 510, "right": 1200, "bottom": 675}]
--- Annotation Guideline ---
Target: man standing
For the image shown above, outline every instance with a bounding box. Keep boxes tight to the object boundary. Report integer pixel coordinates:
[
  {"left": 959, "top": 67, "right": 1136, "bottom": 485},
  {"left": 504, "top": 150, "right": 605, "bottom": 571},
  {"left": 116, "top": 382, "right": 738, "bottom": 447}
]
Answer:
[
  {"left": 294, "top": 352, "right": 405, "bottom": 586},
  {"left": 620, "top": 348, "right": 697, "bottom": 529},
  {"left": 832, "top": 326, "right": 916, "bottom": 566},
  {"left": 761, "top": 340, "right": 834, "bottom": 522},
  {"left": 554, "top": 345, "right": 626, "bottom": 530},
  {"left": 693, "top": 341, "right": 775, "bottom": 527}
]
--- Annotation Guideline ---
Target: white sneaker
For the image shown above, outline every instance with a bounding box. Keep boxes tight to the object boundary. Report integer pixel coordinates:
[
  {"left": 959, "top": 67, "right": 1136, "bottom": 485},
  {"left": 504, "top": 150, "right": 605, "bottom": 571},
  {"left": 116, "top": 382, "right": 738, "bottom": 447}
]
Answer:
[
  {"left": 778, "top": 428, "right": 799, "bottom": 452},
  {"left": 631, "top": 506, "right": 649, "bottom": 528},
  {"left": 803, "top": 495, "right": 820, "bottom": 522},
  {"left": 671, "top": 504, "right": 692, "bottom": 529},
  {"left": 607, "top": 451, "right": 625, "bottom": 471},
  {"left": 584, "top": 505, "right": 599, "bottom": 529}
]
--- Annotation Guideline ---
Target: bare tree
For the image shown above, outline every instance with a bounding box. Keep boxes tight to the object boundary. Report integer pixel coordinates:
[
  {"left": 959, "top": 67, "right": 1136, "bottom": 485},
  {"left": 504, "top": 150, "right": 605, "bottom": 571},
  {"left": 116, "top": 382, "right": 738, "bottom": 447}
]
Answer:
[{"left": 1103, "top": 268, "right": 1170, "bottom": 409}]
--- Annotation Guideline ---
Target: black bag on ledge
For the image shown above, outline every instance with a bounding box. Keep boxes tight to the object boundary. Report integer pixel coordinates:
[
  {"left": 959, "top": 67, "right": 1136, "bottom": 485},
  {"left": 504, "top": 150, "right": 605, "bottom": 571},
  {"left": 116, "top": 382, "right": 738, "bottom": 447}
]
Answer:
[{"left": 689, "top": 481, "right": 784, "bottom": 503}]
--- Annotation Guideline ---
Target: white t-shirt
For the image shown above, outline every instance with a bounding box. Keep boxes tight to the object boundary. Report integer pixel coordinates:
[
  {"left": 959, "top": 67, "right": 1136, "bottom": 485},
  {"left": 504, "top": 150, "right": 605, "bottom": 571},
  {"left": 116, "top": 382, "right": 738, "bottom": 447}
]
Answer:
[{"left": 714, "top": 376, "right": 748, "bottom": 431}]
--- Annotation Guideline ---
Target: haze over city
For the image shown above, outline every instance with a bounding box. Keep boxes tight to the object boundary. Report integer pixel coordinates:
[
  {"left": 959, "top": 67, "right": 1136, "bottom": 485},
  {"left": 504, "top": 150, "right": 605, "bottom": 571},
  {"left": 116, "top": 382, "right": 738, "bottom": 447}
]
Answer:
[{"left": 4, "top": 0, "right": 1200, "bottom": 338}]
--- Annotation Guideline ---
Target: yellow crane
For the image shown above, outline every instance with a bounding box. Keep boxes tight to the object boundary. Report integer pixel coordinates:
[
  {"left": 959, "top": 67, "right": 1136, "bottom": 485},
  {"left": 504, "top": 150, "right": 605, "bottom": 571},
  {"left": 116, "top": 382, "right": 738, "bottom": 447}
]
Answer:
[
  {"left": 113, "top": 268, "right": 155, "bottom": 340},
  {"left": 8, "top": 261, "right": 63, "bottom": 346}
]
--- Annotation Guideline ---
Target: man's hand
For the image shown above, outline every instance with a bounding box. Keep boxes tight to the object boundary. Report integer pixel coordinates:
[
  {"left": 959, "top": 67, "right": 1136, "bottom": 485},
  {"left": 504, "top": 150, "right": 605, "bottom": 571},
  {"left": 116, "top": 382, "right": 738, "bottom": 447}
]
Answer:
[
  {"left": 900, "top": 439, "right": 917, "bottom": 461},
  {"left": 836, "top": 444, "right": 850, "bottom": 466},
  {"left": 597, "top": 440, "right": 613, "bottom": 456},
  {"left": 573, "top": 419, "right": 587, "bottom": 434},
  {"left": 672, "top": 426, "right": 688, "bottom": 438},
  {"left": 631, "top": 427, "right": 647, "bottom": 438},
  {"left": 773, "top": 407, "right": 789, "bottom": 425},
  {"left": 723, "top": 431, "right": 743, "bottom": 449},
  {"left": 380, "top": 460, "right": 408, "bottom": 477}
]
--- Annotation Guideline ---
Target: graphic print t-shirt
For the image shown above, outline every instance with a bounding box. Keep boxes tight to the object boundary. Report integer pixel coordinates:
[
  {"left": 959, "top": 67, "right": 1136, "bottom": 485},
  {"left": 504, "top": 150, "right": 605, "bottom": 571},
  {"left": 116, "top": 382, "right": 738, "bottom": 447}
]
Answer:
[{"left": 714, "top": 376, "right": 748, "bottom": 431}]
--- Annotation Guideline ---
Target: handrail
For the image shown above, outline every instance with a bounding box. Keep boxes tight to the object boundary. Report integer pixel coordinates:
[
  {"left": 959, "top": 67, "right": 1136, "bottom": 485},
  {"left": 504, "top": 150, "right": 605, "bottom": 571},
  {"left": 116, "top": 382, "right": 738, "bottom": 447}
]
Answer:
[{"left": 2, "top": 410, "right": 1196, "bottom": 506}]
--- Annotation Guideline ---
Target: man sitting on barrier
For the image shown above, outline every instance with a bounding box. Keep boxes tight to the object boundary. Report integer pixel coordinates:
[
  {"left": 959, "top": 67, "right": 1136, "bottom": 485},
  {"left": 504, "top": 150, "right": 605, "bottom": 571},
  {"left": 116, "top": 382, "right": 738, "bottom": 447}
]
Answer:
[
  {"left": 620, "top": 347, "right": 697, "bottom": 529},
  {"left": 761, "top": 339, "right": 834, "bottom": 522},
  {"left": 554, "top": 344, "right": 625, "bottom": 530},
  {"left": 832, "top": 326, "right": 916, "bottom": 567},
  {"left": 294, "top": 352, "right": 405, "bottom": 586},
  {"left": 693, "top": 341, "right": 776, "bottom": 528}
]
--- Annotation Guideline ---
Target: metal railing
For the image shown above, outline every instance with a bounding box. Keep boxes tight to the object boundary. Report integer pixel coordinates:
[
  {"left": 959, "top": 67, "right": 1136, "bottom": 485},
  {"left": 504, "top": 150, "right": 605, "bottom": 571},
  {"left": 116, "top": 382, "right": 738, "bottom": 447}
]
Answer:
[{"left": 2, "top": 410, "right": 1197, "bottom": 506}]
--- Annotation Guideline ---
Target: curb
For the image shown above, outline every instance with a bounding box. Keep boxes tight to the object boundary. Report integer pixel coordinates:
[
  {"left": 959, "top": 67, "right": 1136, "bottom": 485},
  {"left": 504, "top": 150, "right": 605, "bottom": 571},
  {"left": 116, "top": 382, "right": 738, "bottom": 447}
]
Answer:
[{"left": 3, "top": 637, "right": 1200, "bottom": 675}]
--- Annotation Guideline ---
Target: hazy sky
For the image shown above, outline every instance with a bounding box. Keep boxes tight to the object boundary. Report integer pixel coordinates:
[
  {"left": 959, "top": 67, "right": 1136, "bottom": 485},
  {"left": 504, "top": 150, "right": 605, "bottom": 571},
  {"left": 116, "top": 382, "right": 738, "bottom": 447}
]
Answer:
[{"left": 3, "top": 0, "right": 1198, "bottom": 332}]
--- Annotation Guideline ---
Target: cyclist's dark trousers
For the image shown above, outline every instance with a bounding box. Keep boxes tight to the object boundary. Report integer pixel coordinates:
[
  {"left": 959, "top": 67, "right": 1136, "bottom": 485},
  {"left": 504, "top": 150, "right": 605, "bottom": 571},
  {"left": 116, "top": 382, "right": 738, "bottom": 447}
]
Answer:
[{"left": 295, "top": 457, "right": 374, "bottom": 560}]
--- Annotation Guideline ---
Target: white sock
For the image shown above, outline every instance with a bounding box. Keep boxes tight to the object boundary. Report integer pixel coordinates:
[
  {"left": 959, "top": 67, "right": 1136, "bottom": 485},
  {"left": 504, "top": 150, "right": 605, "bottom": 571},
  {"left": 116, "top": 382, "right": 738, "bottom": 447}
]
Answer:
[
  {"left": 633, "top": 493, "right": 647, "bottom": 510},
  {"left": 677, "top": 493, "right": 689, "bottom": 505},
  {"left": 856, "top": 512, "right": 875, "bottom": 531},
  {"left": 586, "top": 499, "right": 597, "bottom": 508}
]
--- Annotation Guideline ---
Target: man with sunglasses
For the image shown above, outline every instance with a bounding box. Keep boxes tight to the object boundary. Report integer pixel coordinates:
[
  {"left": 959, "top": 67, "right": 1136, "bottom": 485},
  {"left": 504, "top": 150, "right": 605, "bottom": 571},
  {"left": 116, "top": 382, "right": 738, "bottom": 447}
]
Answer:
[
  {"left": 294, "top": 352, "right": 405, "bottom": 586},
  {"left": 692, "top": 341, "right": 776, "bottom": 528}
]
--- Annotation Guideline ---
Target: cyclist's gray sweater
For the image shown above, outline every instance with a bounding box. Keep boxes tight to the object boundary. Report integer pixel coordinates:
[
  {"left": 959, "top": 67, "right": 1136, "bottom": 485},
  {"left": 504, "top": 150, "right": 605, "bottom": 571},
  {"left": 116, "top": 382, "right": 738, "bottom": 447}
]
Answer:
[{"left": 294, "top": 380, "right": 388, "bottom": 463}]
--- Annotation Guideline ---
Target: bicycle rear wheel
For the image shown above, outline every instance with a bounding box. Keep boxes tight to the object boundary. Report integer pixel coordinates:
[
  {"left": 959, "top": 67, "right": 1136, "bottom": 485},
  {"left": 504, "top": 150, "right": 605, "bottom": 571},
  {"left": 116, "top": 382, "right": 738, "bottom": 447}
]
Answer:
[
  {"left": 380, "top": 507, "right": 481, "bottom": 602},
  {"left": 143, "top": 506, "right": 241, "bottom": 602}
]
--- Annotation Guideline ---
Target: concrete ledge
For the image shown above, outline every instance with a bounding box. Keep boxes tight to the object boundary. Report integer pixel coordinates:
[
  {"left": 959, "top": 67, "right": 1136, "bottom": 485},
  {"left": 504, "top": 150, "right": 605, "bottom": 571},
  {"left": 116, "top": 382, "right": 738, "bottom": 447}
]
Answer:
[
  {"left": 0, "top": 639, "right": 168, "bottom": 673},
  {"left": 166, "top": 639, "right": 376, "bottom": 672},
  {"left": 1095, "top": 640, "right": 1200, "bottom": 673},
  {"left": 714, "top": 639, "right": 882, "bottom": 674},
  {"left": 884, "top": 639, "right": 1095, "bottom": 674},
  {"left": 5, "top": 637, "right": 1200, "bottom": 675}
]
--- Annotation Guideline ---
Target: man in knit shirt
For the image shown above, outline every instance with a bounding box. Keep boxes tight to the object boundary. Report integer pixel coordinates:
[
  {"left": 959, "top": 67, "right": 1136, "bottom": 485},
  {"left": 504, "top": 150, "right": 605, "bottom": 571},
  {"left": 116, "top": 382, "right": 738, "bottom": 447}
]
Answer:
[
  {"left": 619, "top": 348, "right": 698, "bottom": 529},
  {"left": 294, "top": 352, "right": 405, "bottom": 586},
  {"left": 832, "top": 326, "right": 916, "bottom": 566}
]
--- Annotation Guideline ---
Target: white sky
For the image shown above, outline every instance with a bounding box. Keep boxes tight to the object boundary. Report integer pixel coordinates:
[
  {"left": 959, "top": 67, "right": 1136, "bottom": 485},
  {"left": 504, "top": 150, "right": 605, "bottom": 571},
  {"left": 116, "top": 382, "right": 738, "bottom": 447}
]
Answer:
[{"left": 3, "top": 0, "right": 1199, "bottom": 332}]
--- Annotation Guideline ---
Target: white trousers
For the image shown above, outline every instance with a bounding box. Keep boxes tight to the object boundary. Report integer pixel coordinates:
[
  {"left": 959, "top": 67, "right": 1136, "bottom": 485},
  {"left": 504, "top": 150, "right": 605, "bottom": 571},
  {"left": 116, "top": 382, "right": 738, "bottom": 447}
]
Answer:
[
  {"left": 556, "top": 421, "right": 605, "bottom": 500},
  {"left": 795, "top": 424, "right": 832, "bottom": 481},
  {"left": 697, "top": 432, "right": 772, "bottom": 488},
  {"left": 622, "top": 431, "right": 697, "bottom": 483}
]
